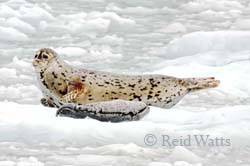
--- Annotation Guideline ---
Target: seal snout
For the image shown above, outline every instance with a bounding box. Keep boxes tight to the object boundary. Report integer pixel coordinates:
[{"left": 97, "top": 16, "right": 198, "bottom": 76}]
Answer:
[{"left": 32, "top": 59, "right": 38, "bottom": 67}]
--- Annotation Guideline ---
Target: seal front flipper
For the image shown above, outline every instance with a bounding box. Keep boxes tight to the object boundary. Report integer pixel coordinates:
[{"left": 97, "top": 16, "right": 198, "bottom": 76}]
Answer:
[
  {"left": 62, "top": 76, "right": 85, "bottom": 103},
  {"left": 40, "top": 97, "right": 58, "bottom": 108},
  {"left": 56, "top": 100, "right": 150, "bottom": 122}
]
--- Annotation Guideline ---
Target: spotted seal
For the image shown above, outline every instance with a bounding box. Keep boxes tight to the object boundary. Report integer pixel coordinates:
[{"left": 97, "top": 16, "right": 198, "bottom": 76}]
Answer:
[{"left": 32, "top": 48, "right": 220, "bottom": 122}]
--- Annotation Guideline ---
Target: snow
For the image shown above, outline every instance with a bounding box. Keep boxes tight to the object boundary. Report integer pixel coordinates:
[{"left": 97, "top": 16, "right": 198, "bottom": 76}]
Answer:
[
  {"left": 5, "top": 17, "right": 36, "bottom": 33},
  {"left": 169, "top": 146, "right": 203, "bottom": 164},
  {"left": 0, "top": 5, "right": 20, "bottom": 17},
  {"left": 152, "top": 31, "right": 250, "bottom": 59},
  {"left": 56, "top": 47, "right": 87, "bottom": 57},
  {"left": 231, "top": 19, "right": 250, "bottom": 30},
  {"left": 0, "top": 26, "right": 28, "bottom": 42},
  {"left": 0, "top": 0, "right": 250, "bottom": 165},
  {"left": 90, "top": 12, "right": 136, "bottom": 28},
  {"left": 95, "top": 35, "right": 124, "bottom": 46},
  {"left": 159, "top": 23, "right": 187, "bottom": 33}
]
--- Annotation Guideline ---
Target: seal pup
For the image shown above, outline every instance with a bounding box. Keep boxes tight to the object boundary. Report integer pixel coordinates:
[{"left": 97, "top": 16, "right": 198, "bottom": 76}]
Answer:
[
  {"left": 56, "top": 100, "right": 150, "bottom": 122},
  {"left": 32, "top": 48, "right": 220, "bottom": 122}
]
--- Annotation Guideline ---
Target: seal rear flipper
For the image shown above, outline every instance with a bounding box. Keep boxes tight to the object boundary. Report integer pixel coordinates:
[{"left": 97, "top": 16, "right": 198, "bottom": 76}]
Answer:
[
  {"left": 182, "top": 77, "right": 220, "bottom": 92},
  {"left": 56, "top": 100, "right": 150, "bottom": 122}
]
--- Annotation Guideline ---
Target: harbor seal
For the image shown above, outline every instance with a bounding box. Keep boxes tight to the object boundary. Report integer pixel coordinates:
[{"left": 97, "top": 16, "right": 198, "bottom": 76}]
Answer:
[
  {"left": 32, "top": 48, "right": 220, "bottom": 122},
  {"left": 56, "top": 100, "right": 150, "bottom": 122}
]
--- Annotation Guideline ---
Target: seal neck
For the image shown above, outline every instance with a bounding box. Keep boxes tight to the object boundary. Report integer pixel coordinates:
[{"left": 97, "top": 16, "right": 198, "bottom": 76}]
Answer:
[{"left": 51, "top": 57, "right": 74, "bottom": 73}]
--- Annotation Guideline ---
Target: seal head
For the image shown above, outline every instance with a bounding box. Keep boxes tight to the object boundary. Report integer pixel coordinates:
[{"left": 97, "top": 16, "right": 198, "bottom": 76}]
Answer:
[{"left": 32, "top": 48, "right": 57, "bottom": 72}]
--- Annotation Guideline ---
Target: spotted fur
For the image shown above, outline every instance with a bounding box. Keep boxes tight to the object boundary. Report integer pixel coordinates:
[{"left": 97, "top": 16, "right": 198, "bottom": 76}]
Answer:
[{"left": 33, "top": 48, "right": 220, "bottom": 109}]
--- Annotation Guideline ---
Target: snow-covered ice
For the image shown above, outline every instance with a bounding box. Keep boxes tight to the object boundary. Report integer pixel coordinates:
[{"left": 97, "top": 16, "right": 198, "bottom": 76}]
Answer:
[{"left": 0, "top": 0, "right": 250, "bottom": 165}]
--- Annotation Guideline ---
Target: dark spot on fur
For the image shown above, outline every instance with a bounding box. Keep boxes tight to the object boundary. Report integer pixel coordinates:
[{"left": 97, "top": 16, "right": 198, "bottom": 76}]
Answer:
[
  {"left": 147, "top": 95, "right": 153, "bottom": 99},
  {"left": 40, "top": 71, "right": 44, "bottom": 79},
  {"left": 140, "top": 87, "right": 147, "bottom": 91},
  {"left": 166, "top": 100, "right": 172, "bottom": 104},
  {"left": 42, "top": 80, "right": 49, "bottom": 89},
  {"left": 52, "top": 72, "right": 57, "bottom": 78},
  {"left": 61, "top": 73, "right": 66, "bottom": 77},
  {"left": 149, "top": 78, "right": 158, "bottom": 88},
  {"left": 132, "top": 93, "right": 142, "bottom": 101},
  {"left": 128, "top": 84, "right": 136, "bottom": 88}
]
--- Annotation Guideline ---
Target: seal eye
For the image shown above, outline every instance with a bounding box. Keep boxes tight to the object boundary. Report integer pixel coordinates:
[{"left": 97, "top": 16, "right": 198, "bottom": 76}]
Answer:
[
  {"left": 35, "top": 54, "right": 38, "bottom": 58},
  {"left": 43, "top": 54, "right": 48, "bottom": 59}
]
